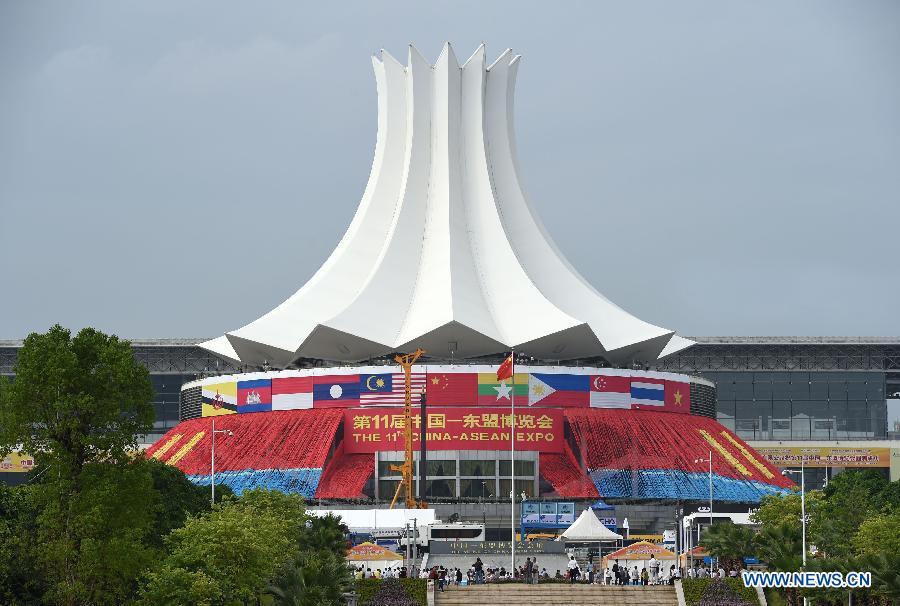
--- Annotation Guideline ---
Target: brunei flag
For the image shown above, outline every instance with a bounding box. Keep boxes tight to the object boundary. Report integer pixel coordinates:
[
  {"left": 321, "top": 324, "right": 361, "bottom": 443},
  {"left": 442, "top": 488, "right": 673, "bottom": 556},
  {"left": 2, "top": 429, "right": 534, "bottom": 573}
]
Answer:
[{"left": 476, "top": 373, "right": 528, "bottom": 406}]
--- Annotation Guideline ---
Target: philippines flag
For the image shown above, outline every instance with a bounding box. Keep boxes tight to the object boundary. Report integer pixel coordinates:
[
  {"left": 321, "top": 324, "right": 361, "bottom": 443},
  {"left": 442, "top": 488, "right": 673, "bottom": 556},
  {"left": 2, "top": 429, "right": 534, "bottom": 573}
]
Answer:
[
  {"left": 528, "top": 374, "right": 589, "bottom": 407},
  {"left": 271, "top": 376, "right": 313, "bottom": 410},
  {"left": 313, "top": 375, "right": 360, "bottom": 407},
  {"left": 590, "top": 375, "right": 631, "bottom": 408},
  {"left": 360, "top": 373, "right": 426, "bottom": 405},
  {"left": 237, "top": 379, "right": 272, "bottom": 413},
  {"left": 631, "top": 379, "right": 665, "bottom": 407}
]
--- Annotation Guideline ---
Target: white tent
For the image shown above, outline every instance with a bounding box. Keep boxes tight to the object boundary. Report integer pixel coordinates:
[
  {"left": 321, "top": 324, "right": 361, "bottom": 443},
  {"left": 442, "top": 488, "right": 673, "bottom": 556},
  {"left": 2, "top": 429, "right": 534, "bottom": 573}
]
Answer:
[{"left": 559, "top": 508, "right": 623, "bottom": 542}]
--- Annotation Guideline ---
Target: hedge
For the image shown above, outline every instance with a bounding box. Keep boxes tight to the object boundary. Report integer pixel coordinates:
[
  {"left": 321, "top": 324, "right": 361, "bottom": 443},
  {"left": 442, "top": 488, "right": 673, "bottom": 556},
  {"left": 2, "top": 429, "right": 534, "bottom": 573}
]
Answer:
[
  {"left": 682, "top": 578, "right": 761, "bottom": 606},
  {"left": 356, "top": 578, "right": 427, "bottom": 606}
]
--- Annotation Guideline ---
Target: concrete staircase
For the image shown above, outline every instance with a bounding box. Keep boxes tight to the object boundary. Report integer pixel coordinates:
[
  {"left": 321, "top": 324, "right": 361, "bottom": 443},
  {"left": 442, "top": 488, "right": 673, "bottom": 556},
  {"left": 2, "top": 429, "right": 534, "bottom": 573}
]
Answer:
[{"left": 435, "top": 584, "right": 679, "bottom": 606}]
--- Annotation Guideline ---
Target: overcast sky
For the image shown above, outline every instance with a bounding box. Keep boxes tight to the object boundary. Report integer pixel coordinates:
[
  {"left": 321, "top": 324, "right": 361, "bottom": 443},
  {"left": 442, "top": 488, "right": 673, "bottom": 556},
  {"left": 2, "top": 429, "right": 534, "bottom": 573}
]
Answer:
[{"left": 1, "top": 1, "right": 898, "bottom": 340}]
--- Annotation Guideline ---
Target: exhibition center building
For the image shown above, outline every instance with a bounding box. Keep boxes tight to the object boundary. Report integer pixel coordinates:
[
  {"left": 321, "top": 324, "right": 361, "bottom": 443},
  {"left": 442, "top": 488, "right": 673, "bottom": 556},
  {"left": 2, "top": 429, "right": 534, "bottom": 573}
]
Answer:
[{"left": 2, "top": 45, "right": 897, "bottom": 537}]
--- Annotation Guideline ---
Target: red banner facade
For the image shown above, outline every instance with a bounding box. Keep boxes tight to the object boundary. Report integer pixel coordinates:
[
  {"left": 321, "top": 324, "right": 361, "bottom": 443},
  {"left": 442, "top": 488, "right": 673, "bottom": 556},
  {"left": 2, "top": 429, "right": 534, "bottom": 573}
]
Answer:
[{"left": 343, "top": 407, "right": 564, "bottom": 453}]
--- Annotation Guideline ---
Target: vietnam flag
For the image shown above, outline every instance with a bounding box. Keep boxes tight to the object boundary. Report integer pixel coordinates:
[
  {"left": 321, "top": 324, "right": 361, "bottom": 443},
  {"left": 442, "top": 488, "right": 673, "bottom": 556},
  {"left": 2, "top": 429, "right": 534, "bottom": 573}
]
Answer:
[
  {"left": 665, "top": 381, "right": 691, "bottom": 411},
  {"left": 425, "top": 373, "right": 477, "bottom": 405},
  {"left": 497, "top": 354, "right": 513, "bottom": 381}
]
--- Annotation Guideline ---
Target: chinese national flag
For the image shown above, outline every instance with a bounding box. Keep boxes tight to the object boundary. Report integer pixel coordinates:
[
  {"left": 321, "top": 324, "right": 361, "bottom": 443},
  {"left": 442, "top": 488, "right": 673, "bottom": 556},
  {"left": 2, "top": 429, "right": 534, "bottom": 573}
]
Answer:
[
  {"left": 425, "top": 373, "right": 478, "bottom": 406},
  {"left": 497, "top": 354, "right": 514, "bottom": 381}
]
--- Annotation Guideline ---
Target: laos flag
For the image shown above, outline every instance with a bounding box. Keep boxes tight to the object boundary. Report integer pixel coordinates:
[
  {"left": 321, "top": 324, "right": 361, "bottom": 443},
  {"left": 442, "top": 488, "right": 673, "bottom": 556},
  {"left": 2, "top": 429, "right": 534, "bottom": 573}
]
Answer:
[{"left": 313, "top": 375, "right": 360, "bottom": 407}]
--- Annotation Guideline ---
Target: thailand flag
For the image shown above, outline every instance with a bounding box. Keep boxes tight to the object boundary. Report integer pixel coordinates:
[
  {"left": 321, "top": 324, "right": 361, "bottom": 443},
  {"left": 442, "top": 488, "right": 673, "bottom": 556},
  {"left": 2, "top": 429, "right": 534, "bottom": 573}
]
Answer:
[
  {"left": 313, "top": 375, "right": 360, "bottom": 407},
  {"left": 271, "top": 376, "right": 312, "bottom": 410},
  {"left": 631, "top": 380, "right": 665, "bottom": 407},
  {"left": 590, "top": 375, "right": 631, "bottom": 408}
]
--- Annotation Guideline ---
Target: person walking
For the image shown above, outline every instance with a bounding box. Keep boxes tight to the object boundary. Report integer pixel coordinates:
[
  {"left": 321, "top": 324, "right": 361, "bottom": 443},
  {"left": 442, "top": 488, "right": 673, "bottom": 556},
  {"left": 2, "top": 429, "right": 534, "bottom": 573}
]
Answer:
[
  {"left": 612, "top": 560, "right": 620, "bottom": 585},
  {"left": 567, "top": 555, "right": 580, "bottom": 584},
  {"left": 649, "top": 554, "right": 660, "bottom": 585}
]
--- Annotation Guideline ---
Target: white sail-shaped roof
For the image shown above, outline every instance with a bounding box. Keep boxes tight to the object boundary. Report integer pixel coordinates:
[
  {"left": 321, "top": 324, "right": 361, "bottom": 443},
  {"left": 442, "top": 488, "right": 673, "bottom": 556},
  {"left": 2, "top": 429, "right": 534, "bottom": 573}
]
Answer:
[{"left": 201, "top": 44, "right": 693, "bottom": 367}]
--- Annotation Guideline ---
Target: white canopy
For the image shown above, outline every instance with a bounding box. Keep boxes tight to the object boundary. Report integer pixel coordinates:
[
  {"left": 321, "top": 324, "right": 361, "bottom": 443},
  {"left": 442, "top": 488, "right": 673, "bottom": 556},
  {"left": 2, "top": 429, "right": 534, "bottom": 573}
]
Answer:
[
  {"left": 201, "top": 44, "right": 692, "bottom": 367},
  {"left": 559, "top": 508, "right": 623, "bottom": 542}
]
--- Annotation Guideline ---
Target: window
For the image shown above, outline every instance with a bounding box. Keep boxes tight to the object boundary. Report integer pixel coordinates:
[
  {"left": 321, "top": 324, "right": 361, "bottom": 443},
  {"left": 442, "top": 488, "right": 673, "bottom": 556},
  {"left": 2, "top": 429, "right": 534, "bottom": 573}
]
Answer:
[
  {"left": 460, "top": 479, "right": 496, "bottom": 498},
  {"left": 378, "top": 480, "right": 399, "bottom": 499},
  {"left": 499, "top": 479, "right": 535, "bottom": 498},
  {"left": 499, "top": 460, "right": 534, "bottom": 476},
  {"left": 378, "top": 461, "right": 403, "bottom": 477},
  {"left": 425, "top": 479, "right": 456, "bottom": 498},
  {"left": 460, "top": 460, "right": 495, "bottom": 477},
  {"left": 426, "top": 460, "right": 456, "bottom": 476}
]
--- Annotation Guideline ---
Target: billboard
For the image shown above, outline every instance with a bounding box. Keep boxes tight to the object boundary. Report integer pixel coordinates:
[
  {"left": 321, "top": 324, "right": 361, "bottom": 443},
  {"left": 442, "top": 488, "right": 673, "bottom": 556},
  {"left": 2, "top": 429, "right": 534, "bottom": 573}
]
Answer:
[
  {"left": 343, "top": 407, "right": 564, "bottom": 453},
  {"left": 523, "top": 502, "right": 576, "bottom": 528},
  {"left": 755, "top": 447, "right": 890, "bottom": 468},
  {"left": 0, "top": 452, "right": 35, "bottom": 473}
]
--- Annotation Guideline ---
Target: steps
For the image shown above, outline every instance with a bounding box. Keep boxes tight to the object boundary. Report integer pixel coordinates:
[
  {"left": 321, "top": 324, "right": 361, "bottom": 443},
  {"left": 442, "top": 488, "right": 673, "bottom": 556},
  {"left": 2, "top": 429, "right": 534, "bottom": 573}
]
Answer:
[{"left": 435, "top": 583, "right": 679, "bottom": 606}]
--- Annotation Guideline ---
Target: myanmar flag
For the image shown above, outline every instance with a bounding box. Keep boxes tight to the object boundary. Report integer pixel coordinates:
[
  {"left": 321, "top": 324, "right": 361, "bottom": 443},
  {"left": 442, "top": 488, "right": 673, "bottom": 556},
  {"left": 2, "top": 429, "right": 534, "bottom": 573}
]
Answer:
[
  {"left": 426, "top": 373, "right": 477, "bottom": 406},
  {"left": 476, "top": 373, "right": 528, "bottom": 406}
]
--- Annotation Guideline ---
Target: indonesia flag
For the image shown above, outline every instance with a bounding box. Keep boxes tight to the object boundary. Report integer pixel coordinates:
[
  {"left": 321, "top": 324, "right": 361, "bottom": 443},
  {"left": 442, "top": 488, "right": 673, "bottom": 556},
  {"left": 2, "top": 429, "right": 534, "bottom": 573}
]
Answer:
[
  {"left": 590, "top": 375, "right": 630, "bottom": 408},
  {"left": 271, "top": 376, "right": 313, "bottom": 410},
  {"left": 631, "top": 379, "right": 665, "bottom": 407}
]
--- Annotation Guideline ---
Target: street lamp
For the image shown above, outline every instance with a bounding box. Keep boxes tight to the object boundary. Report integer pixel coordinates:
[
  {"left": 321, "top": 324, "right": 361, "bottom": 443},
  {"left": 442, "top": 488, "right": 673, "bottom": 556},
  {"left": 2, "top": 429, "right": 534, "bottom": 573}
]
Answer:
[
  {"left": 782, "top": 457, "right": 807, "bottom": 606},
  {"left": 210, "top": 417, "right": 234, "bottom": 505},
  {"left": 694, "top": 451, "right": 713, "bottom": 532}
]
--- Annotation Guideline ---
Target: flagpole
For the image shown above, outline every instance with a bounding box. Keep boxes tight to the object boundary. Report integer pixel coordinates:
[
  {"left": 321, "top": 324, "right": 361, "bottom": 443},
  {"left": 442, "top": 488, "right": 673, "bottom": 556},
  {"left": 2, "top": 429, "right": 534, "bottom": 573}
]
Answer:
[{"left": 510, "top": 349, "right": 516, "bottom": 577}]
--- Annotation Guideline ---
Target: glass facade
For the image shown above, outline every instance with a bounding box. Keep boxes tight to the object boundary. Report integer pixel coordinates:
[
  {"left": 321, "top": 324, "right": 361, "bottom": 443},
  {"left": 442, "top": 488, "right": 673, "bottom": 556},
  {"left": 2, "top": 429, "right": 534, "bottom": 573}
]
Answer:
[
  {"left": 375, "top": 450, "right": 539, "bottom": 502},
  {"left": 711, "top": 371, "right": 887, "bottom": 441}
]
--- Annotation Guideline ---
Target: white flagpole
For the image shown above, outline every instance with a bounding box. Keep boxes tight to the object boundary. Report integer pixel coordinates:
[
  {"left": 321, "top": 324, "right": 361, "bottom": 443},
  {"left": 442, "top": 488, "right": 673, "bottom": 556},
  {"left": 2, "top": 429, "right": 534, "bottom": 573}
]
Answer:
[{"left": 510, "top": 350, "right": 516, "bottom": 576}]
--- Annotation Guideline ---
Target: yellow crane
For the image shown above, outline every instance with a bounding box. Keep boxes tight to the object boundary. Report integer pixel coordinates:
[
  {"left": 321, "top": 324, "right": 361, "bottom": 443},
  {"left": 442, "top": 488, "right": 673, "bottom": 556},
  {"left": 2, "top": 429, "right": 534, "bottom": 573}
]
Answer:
[{"left": 389, "top": 348, "right": 427, "bottom": 509}]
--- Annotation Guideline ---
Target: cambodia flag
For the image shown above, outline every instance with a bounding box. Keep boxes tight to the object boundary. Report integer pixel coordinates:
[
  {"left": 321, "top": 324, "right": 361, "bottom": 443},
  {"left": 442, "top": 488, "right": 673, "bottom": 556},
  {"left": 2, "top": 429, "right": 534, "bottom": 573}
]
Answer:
[
  {"left": 425, "top": 373, "right": 477, "bottom": 406},
  {"left": 272, "top": 376, "right": 313, "bottom": 410},
  {"left": 313, "top": 375, "right": 360, "bottom": 407},
  {"left": 589, "top": 375, "right": 630, "bottom": 408},
  {"left": 237, "top": 379, "right": 272, "bottom": 413},
  {"left": 528, "top": 374, "right": 590, "bottom": 407}
]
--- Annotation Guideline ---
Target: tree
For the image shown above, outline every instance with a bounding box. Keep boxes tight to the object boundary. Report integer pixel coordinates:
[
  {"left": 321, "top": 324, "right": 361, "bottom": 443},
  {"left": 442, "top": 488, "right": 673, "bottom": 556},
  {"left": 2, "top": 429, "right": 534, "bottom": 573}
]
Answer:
[
  {"left": 141, "top": 457, "right": 232, "bottom": 547},
  {"left": 851, "top": 511, "right": 900, "bottom": 558},
  {"left": 817, "top": 470, "right": 893, "bottom": 558},
  {"left": 0, "top": 325, "right": 153, "bottom": 475},
  {"left": 141, "top": 489, "right": 308, "bottom": 604},
  {"left": 265, "top": 550, "right": 353, "bottom": 606},
  {"left": 0, "top": 325, "right": 158, "bottom": 606},
  {"left": 700, "top": 523, "right": 756, "bottom": 571},
  {"left": 751, "top": 490, "right": 825, "bottom": 540},
  {"left": 298, "top": 513, "right": 349, "bottom": 555},
  {"left": 754, "top": 522, "right": 802, "bottom": 573}
]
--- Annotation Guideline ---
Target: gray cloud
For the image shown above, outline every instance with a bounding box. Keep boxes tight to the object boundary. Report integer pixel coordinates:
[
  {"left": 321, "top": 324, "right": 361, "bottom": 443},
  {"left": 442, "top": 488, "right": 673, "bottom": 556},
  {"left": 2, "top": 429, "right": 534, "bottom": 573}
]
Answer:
[{"left": 1, "top": 1, "right": 898, "bottom": 339}]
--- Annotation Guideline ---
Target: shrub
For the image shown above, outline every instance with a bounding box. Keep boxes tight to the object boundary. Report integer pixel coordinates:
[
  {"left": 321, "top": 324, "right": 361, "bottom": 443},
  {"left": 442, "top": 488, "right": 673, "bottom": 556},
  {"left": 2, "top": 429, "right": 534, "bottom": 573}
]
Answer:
[
  {"left": 357, "top": 578, "right": 426, "bottom": 606},
  {"left": 682, "top": 578, "right": 761, "bottom": 606}
]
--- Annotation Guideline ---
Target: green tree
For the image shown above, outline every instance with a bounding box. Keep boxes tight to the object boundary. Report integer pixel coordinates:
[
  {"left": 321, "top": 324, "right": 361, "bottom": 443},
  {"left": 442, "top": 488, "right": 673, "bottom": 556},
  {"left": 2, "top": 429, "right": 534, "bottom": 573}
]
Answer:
[
  {"left": 751, "top": 490, "right": 824, "bottom": 539},
  {"left": 298, "top": 513, "right": 349, "bottom": 555},
  {"left": 851, "top": 510, "right": 900, "bottom": 558},
  {"left": 141, "top": 489, "right": 307, "bottom": 604},
  {"left": 815, "top": 470, "right": 893, "bottom": 558},
  {"left": 754, "top": 522, "right": 803, "bottom": 573},
  {"left": 141, "top": 457, "right": 232, "bottom": 547},
  {"left": 0, "top": 325, "right": 153, "bottom": 474},
  {"left": 0, "top": 325, "right": 158, "bottom": 606},
  {"left": 266, "top": 549, "right": 353, "bottom": 606},
  {"left": 0, "top": 482, "right": 45, "bottom": 604},
  {"left": 700, "top": 523, "right": 756, "bottom": 571}
]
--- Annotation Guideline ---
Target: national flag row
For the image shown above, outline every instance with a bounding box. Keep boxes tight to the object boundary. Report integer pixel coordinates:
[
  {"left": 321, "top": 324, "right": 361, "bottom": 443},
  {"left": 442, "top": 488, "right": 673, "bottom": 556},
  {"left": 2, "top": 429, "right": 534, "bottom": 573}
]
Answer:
[{"left": 200, "top": 372, "right": 692, "bottom": 415}]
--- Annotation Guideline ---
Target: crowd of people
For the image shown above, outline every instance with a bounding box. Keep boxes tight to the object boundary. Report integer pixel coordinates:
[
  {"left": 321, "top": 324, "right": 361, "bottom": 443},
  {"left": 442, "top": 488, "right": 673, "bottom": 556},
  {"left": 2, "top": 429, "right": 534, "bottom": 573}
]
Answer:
[{"left": 354, "top": 555, "right": 743, "bottom": 589}]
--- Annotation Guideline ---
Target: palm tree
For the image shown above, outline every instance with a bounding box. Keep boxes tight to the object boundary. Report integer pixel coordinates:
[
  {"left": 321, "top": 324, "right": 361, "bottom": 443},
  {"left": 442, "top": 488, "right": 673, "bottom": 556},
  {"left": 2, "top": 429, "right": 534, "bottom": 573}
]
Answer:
[
  {"left": 265, "top": 550, "right": 353, "bottom": 606},
  {"left": 700, "top": 523, "right": 756, "bottom": 572}
]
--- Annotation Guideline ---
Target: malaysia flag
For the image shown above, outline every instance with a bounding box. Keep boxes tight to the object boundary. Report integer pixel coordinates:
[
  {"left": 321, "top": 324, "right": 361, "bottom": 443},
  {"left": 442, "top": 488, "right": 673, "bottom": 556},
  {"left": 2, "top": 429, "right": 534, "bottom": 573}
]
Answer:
[
  {"left": 631, "top": 379, "right": 665, "bottom": 407},
  {"left": 359, "top": 373, "right": 426, "bottom": 405},
  {"left": 589, "top": 375, "right": 631, "bottom": 408},
  {"left": 271, "top": 376, "right": 313, "bottom": 410},
  {"left": 313, "top": 375, "right": 360, "bottom": 407}
]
